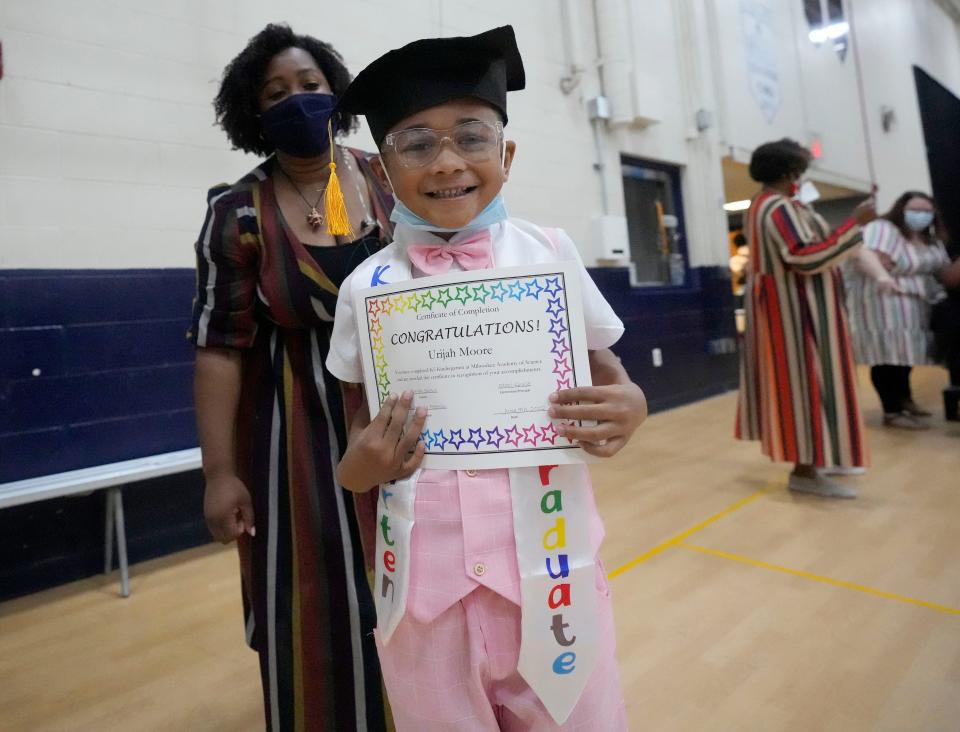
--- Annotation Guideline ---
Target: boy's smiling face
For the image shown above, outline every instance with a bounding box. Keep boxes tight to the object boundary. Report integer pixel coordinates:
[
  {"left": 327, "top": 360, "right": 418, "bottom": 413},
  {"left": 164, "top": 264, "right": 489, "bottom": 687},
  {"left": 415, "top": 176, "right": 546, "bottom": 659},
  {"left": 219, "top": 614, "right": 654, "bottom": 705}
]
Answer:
[{"left": 378, "top": 99, "right": 516, "bottom": 230}]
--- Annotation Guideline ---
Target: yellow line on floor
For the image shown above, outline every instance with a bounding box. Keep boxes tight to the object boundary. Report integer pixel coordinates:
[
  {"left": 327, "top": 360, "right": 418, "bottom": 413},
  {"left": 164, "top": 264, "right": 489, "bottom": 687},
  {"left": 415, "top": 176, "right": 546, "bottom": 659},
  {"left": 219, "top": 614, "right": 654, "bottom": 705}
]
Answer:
[
  {"left": 679, "top": 542, "right": 960, "bottom": 616},
  {"left": 607, "top": 483, "right": 779, "bottom": 580}
]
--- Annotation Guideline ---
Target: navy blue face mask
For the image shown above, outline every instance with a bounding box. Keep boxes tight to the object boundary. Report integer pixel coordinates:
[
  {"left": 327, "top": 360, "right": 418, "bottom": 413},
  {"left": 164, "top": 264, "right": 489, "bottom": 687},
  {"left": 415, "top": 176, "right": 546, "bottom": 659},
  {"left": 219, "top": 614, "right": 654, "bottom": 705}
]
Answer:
[{"left": 260, "top": 92, "right": 337, "bottom": 158}]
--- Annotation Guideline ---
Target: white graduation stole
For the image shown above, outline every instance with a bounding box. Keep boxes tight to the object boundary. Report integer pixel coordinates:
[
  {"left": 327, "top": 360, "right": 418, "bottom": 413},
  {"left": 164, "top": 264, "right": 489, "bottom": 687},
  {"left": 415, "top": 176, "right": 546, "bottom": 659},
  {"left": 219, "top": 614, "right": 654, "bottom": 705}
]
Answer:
[
  {"left": 373, "top": 464, "right": 598, "bottom": 724},
  {"left": 373, "top": 471, "right": 419, "bottom": 642},
  {"left": 510, "top": 464, "right": 600, "bottom": 724}
]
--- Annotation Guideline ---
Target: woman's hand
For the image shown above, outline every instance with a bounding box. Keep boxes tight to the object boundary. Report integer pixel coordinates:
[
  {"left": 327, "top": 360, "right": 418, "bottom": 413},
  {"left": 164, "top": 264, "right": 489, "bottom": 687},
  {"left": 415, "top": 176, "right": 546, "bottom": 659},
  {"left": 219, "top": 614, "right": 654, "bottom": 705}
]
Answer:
[
  {"left": 855, "top": 247, "right": 900, "bottom": 288},
  {"left": 876, "top": 277, "right": 902, "bottom": 296},
  {"left": 854, "top": 199, "right": 878, "bottom": 226},
  {"left": 337, "top": 391, "right": 427, "bottom": 492},
  {"left": 195, "top": 347, "right": 252, "bottom": 543},
  {"left": 204, "top": 472, "right": 255, "bottom": 542},
  {"left": 875, "top": 251, "right": 896, "bottom": 272}
]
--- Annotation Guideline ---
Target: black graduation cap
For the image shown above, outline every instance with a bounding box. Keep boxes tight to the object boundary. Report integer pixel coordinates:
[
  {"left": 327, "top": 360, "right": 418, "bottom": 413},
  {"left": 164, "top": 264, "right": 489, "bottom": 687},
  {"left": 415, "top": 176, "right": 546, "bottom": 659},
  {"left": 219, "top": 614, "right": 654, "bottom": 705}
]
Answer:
[{"left": 339, "top": 25, "right": 526, "bottom": 145}]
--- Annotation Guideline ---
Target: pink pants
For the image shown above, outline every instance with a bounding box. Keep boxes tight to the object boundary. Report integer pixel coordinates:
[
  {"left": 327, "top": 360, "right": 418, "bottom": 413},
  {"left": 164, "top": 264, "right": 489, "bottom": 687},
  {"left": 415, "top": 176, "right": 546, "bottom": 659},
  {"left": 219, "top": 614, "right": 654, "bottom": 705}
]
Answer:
[{"left": 375, "top": 578, "right": 628, "bottom": 731}]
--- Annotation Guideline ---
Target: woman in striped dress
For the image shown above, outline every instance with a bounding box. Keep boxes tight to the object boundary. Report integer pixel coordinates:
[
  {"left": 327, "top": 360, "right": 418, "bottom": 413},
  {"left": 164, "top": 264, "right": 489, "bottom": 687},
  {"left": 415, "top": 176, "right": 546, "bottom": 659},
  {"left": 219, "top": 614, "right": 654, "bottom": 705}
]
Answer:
[
  {"left": 190, "top": 25, "right": 392, "bottom": 731},
  {"left": 736, "top": 139, "right": 876, "bottom": 498},
  {"left": 842, "top": 192, "right": 951, "bottom": 429}
]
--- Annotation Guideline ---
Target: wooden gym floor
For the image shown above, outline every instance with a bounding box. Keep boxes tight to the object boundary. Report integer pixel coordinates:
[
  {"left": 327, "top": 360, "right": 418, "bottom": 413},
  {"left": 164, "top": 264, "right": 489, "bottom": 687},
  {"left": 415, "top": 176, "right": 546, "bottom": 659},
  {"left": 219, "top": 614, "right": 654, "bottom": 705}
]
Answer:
[{"left": 1, "top": 366, "right": 957, "bottom": 731}]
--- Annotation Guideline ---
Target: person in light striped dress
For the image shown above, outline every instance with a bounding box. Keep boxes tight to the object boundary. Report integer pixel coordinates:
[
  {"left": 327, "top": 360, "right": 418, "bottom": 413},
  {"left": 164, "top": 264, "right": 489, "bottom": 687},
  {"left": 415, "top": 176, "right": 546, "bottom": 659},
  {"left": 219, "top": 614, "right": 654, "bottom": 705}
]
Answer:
[
  {"left": 736, "top": 139, "right": 877, "bottom": 499},
  {"left": 842, "top": 192, "right": 951, "bottom": 430}
]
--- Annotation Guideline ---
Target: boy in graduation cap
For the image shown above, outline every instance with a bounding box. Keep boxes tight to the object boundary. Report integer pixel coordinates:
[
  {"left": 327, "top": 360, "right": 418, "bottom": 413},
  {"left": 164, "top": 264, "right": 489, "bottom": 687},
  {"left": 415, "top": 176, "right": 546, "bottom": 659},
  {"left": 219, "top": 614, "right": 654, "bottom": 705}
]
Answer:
[{"left": 326, "top": 26, "right": 644, "bottom": 730}]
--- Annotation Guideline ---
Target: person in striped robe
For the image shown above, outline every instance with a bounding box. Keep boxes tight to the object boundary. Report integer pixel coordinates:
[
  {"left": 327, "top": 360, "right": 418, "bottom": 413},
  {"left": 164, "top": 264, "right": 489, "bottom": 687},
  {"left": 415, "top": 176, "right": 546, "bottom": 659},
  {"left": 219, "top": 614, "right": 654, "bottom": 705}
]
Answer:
[{"left": 736, "top": 139, "right": 877, "bottom": 498}]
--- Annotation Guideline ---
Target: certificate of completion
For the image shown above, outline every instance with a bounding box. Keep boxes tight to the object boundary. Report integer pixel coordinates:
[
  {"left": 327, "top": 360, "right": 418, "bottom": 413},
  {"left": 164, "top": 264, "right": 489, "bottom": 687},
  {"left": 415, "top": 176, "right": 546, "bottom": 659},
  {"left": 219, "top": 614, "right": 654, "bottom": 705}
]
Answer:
[{"left": 353, "top": 262, "right": 594, "bottom": 469}]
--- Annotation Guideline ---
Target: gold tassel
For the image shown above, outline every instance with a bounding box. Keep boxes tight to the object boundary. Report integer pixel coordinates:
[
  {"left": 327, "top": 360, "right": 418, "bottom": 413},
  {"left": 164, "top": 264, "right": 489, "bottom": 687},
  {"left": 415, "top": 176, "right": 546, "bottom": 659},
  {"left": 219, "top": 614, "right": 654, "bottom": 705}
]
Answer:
[{"left": 325, "top": 119, "right": 354, "bottom": 237}]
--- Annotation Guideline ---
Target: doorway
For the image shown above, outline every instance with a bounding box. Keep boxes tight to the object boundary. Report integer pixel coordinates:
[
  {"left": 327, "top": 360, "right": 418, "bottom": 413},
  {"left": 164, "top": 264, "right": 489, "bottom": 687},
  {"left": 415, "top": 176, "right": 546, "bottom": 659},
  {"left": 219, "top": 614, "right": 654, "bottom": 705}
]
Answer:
[
  {"left": 621, "top": 156, "right": 688, "bottom": 287},
  {"left": 914, "top": 66, "right": 960, "bottom": 245}
]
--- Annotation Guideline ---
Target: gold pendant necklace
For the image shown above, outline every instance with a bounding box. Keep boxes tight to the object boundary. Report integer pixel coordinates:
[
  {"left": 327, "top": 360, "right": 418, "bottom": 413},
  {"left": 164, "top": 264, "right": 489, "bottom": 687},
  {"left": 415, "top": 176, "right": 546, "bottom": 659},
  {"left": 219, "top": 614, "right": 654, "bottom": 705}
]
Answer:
[
  {"left": 306, "top": 206, "right": 324, "bottom": 230},
  {"left": 278, "top": 165, "right": 327, "bottom": 231}
]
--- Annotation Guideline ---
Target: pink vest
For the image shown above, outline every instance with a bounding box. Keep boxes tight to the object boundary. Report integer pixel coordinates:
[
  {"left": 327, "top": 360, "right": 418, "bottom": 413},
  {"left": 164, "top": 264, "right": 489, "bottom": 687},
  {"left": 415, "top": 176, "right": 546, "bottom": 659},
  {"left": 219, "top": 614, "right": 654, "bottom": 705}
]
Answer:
[{"left": 405, "top": 468, "right": 606, "bottom": 623}]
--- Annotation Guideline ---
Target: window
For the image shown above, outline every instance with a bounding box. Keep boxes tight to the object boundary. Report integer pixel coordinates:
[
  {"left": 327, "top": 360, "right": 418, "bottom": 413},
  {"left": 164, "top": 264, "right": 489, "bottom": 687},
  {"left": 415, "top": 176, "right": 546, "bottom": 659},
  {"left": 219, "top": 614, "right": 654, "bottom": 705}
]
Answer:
[
  {"left": 804, "top": 0, "right": 849, "bottom": 61},
  {"left": 621, "top": 156, "right": 688, "bottom": 287}
]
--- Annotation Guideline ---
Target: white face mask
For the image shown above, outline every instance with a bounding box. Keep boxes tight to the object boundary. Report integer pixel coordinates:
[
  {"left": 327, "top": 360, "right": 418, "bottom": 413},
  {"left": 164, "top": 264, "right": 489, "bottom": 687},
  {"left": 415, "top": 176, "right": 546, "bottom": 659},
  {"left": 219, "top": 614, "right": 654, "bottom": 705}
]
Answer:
[
  {"left": 797, "top": 180, "right": 821, "bottom": 205},
  {"left": 904, "top": 210, "right": 934, "bottom": 232}
]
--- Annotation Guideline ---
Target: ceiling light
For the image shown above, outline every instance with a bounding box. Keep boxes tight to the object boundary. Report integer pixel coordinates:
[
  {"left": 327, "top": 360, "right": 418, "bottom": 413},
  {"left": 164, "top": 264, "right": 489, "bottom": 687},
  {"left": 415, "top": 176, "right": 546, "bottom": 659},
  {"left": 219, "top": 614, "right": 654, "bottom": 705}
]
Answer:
[{"left": 809, "top": 21, "right": 850, "bottom": 44}]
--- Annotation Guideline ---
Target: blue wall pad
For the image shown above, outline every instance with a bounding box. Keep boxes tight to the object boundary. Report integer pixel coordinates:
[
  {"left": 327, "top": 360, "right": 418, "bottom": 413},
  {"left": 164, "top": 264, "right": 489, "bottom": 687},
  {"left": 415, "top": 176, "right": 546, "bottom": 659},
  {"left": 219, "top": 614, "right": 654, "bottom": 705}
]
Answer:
[
  {"left": 1, "top": 269, "right": 198, "bottom": 483},
  {"left": 590, "top": 265, "right": 740, "bottom": 412},
  {"left": 0, "top": 265, "right": 737, "bottom": 598}
]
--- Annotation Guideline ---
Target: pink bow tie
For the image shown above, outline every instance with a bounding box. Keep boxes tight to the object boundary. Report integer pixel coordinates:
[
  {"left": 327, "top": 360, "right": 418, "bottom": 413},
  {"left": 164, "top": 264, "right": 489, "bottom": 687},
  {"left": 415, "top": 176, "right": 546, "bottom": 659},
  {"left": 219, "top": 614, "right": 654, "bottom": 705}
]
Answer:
[{"left": 407, "top": 231, "right": 494, "bottom": 275}]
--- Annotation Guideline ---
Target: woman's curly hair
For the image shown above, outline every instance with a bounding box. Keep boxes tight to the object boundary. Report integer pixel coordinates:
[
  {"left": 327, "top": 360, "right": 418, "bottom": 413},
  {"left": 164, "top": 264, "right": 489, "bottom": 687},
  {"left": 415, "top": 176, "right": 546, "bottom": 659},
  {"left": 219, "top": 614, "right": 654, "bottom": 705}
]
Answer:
[
  {"left": 749, "top": 138, "right": 812, "bottom": 184},
  {"left": 214, "top": 23, "right": 358, "bottom": 157}
]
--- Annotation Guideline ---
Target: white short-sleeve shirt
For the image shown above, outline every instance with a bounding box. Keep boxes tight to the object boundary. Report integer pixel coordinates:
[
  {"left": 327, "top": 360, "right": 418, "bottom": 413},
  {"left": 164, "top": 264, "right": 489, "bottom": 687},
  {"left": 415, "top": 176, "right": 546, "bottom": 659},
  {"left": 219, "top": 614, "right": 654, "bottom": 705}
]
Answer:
[{"left": 326, "top": 218, "right": 625, "bottom": 383}]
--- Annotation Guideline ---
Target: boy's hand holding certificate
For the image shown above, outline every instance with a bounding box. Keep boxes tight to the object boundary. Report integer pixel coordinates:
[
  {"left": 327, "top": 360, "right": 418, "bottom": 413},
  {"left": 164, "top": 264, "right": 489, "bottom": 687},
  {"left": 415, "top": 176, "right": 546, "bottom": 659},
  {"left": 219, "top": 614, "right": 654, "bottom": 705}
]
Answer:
[{"left": 353, "top": 262, "right": 594, "bottom": 469}]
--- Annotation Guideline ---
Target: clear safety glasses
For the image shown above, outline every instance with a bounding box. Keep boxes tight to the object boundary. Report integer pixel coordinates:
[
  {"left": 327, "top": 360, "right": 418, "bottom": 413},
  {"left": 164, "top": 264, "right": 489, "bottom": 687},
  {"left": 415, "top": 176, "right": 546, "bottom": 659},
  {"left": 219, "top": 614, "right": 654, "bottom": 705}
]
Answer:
[{"left": 382, "top": 120, "right": 504, "bottom": 168}]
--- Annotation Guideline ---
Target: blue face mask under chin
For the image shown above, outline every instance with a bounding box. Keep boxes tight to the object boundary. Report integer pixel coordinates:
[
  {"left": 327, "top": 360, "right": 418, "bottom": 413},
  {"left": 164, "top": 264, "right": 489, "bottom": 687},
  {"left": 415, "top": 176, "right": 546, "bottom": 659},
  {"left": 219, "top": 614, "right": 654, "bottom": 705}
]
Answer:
[{"left": 389, "top": 194, "right": 509, "bottom": 234}]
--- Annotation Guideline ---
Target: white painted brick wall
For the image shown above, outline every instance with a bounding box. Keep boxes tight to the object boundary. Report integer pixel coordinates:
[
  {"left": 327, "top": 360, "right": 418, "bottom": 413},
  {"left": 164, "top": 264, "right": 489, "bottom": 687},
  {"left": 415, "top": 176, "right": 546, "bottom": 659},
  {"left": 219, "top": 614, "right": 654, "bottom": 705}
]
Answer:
[
  {"left": 852, "top": 0, "right": 960, "bottom": 210},
  {"left": 0, "top": 0, "right": 957, "bottom": 269}
]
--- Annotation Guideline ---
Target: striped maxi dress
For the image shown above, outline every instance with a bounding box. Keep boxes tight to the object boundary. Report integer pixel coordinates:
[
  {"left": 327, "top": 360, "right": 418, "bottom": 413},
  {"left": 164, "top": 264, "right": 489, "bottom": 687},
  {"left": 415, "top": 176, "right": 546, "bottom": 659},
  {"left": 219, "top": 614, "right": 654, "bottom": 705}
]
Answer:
[
  {"left": 736, "top": 191, "right": 868, "bottom": 469},
  {"left": 189, "top": 150, "right": 393, "bottom": 731},
  {"left": 842, "top": 219, "right": 950, "bottom": 366}
]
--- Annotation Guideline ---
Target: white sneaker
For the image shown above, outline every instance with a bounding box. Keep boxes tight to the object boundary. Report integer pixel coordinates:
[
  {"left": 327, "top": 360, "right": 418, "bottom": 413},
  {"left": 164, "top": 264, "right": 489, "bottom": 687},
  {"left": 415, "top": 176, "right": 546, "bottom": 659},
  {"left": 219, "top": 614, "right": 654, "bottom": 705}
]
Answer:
[
  {"left": 819, "top": 466, "right": 866, "bottom": 476},
  {"left": 788, "top": 474, "right": 858, "bottom": 499},
  {"left": 883, "top": 412, "right": 930, "bottom": 430}
]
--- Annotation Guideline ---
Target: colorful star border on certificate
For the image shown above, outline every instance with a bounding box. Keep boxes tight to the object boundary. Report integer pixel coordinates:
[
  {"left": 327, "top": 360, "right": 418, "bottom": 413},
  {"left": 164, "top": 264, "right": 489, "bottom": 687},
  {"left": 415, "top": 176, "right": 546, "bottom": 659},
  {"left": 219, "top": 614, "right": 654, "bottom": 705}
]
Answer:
[{"left": 365, "top": 274, "right": 575, "bottom": 412}]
